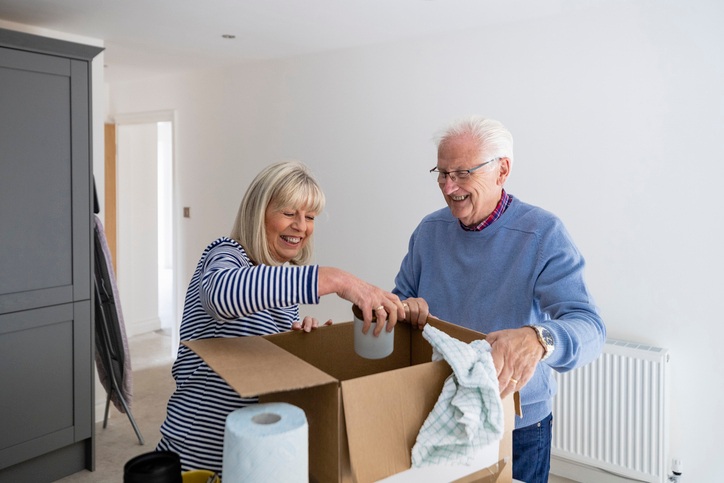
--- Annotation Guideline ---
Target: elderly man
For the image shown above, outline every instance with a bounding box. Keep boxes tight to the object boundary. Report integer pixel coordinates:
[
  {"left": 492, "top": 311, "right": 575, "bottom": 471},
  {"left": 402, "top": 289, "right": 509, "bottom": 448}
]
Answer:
[{"left": 395, "top": 116, "right": 605, "bottom": 483}]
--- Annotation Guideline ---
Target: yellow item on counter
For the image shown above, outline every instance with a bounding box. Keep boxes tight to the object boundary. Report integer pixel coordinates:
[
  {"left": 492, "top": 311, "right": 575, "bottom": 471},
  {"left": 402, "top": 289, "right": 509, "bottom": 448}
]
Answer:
[{"left": 182, "top": 469, "right": 219, "bottom": 483}]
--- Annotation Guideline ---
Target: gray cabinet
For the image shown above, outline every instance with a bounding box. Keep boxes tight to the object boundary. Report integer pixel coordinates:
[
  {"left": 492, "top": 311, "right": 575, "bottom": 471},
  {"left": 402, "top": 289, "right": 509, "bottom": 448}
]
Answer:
[{"left": 0, "top": 28, "right": 102, "bottom": 482}]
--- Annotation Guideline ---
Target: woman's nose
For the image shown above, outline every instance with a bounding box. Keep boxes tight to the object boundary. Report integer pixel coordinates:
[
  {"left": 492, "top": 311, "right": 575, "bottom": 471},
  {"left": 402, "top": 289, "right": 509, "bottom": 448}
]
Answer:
[{"left": 292, "top": 215, "right": 306, "bottom": 231}]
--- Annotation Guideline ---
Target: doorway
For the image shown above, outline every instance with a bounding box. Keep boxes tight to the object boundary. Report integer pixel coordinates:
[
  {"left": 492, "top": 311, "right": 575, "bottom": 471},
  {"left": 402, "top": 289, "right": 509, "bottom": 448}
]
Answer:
[{"left": 112, "top": 111, "right": 177, "bottom": 356}]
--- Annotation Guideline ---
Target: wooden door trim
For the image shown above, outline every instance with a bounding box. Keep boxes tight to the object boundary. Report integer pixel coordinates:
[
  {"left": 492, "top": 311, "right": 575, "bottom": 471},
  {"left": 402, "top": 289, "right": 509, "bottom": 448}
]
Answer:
[{"left": 104, "top": 123, "right": 117, "bottom": 274}]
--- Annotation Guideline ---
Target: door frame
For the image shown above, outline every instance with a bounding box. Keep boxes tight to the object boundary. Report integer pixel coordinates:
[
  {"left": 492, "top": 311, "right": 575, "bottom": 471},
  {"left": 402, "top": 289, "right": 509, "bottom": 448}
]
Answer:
[{"left": 112, "top": 110, "right": 178, "bottom": 348}]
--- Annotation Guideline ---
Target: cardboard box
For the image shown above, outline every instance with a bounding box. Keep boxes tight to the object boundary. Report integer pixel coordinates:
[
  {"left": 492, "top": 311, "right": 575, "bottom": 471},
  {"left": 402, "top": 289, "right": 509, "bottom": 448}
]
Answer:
[{"left": 185, "top": 317, "right": 518, "bottom": 483}]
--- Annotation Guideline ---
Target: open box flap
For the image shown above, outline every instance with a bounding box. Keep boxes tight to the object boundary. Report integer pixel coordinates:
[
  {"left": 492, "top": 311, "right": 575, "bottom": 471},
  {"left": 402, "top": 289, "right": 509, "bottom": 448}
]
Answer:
[
  {"left": 184, "top": 336, "right": 337, "bottom": 397},
  {"left": 341, "top": 359, "right": 452, "bottom": 483},
  {"left": 451, "top": 458, "right": 508, "bottom": 483}
]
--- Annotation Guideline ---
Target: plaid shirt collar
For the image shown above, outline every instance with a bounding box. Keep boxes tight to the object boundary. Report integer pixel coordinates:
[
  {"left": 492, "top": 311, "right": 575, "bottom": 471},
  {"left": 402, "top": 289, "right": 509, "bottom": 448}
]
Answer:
[{"left": 459, "top": 189, "right": 512, "bottom": 232}]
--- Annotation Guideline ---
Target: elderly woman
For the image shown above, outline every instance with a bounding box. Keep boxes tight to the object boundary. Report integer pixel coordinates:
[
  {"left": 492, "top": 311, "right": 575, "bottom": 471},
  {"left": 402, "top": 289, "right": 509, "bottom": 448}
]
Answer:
[{"left": 156, "top": 160, "right": 404, "bottom": 473}]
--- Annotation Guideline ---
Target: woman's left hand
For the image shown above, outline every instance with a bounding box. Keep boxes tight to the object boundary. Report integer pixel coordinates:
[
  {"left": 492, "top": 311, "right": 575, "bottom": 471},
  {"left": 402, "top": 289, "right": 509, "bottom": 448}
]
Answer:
[{"left": 292, "top": 316, "right": 333, "bottom": 333}]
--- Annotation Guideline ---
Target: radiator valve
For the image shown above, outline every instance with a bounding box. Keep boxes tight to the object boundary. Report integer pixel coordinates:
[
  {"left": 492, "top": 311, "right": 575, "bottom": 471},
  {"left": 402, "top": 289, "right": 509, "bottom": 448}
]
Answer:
[{"left": 668, "top": 457, "right": 683, "bottom": 483}]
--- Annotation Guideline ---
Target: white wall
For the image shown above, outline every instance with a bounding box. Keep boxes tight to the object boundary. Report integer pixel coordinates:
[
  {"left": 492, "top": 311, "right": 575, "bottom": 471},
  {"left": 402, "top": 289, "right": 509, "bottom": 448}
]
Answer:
[
  {"left": 107, "top": 1, "right": 723, "bottom": 480},
  {"left": 116, "top": 123, "right": 160, "bottom": 335}
]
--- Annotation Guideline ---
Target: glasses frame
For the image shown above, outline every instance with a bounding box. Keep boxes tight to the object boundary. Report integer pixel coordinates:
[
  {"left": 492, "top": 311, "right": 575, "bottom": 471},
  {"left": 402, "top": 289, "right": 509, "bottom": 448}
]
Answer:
[{"left": 430, "top": 157, "right": 501, "bottom": 183}]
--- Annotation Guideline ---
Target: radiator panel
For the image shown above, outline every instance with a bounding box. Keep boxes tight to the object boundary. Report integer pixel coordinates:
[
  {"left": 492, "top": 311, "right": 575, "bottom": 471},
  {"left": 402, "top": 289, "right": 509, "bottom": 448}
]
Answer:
[{"left": 551, "top": 339, "right": 669, "bottom": 482}]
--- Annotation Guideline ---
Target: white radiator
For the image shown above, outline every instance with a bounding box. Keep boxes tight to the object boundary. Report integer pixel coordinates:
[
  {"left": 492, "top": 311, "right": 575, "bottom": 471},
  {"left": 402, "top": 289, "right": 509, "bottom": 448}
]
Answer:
[{"left": 551, "top": 339, "right": 670, "bottom": 482}]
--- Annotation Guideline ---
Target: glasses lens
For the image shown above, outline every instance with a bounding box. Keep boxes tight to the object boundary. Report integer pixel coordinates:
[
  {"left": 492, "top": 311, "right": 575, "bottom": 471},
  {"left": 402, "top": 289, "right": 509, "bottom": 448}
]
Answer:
[{"left": 432, "top": 170, "right": 470, "bottom": 183}]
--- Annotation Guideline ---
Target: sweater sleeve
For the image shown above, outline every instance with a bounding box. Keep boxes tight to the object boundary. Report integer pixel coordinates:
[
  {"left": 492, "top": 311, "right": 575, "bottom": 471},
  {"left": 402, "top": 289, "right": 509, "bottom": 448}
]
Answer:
[
  {"left": 392, "top": 227, "right": 420, "bottom": 300},
  {"left": 533, "top": 220, "right": 606, "bottom": 372},
  {"left": 198, "top": 241, "right": 319, "bottom": 321}
]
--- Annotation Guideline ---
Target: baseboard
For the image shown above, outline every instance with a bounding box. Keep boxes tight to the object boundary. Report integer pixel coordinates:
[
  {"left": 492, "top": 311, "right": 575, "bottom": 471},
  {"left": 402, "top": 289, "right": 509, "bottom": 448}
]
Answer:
[
  {"left": 0, "top": 439, "right": 92, "bottom": 481},
  {"left": 125, "top": 316, "right": 161, "bottom": 337},
  {"left": 550, "top": 456, "right": 644, "bottom": 483}
]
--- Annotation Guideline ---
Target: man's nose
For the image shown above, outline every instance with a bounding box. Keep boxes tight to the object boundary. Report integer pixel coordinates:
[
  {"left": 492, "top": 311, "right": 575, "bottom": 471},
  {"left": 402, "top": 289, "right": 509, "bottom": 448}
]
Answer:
[{"left": 441, "top": 176, "right": 459, "bottom": 194}]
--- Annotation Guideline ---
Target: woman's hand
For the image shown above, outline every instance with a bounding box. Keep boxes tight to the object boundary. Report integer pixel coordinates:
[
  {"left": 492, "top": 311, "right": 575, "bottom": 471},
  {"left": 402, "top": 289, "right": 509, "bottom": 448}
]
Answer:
[
  {"left": 318, "top": 267, "right": 405, "bottom": 336},
  {"left": 292, "top": 316, "right": 333, "bottom": 333},
  {"left": 348, "top": 283, "right": 405, "bottom": 337}
]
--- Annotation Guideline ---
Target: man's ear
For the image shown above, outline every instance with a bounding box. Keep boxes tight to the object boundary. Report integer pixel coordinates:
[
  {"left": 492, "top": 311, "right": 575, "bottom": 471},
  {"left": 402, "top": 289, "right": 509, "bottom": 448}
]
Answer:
[{"left": 497, "top": 157, "right": 511, "bottom": 186}]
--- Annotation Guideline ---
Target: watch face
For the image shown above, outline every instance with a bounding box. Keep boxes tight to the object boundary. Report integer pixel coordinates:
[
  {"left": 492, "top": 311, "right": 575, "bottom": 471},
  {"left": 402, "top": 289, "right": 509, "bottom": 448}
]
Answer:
[
  {"left": 541, "top": 327, "right": 554, "bottom": 346},
  {"left": 535, "top": 326, "right": 554, "bottom": 361}
]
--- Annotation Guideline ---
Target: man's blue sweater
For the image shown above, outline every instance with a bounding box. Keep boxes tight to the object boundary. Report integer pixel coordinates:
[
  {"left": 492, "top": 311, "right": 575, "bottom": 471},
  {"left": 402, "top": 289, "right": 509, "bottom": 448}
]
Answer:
[{"left": 393, "top": 196, "right": 606, "bottom": 428}]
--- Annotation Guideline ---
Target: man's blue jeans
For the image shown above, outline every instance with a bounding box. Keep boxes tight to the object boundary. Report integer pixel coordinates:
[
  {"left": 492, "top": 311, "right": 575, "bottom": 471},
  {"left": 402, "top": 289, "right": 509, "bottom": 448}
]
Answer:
[{"left": 512, "top": 413, "right": 553, "bottom": 483}]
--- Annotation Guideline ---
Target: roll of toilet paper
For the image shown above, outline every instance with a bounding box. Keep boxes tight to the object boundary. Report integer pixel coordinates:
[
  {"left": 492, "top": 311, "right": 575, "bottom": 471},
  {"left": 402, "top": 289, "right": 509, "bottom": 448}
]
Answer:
[
  {"left": 222, "top": 402, "right": 308, "bottom": 483},
  {"left": 354, "top": 313, "right": 394, "bottom": 359}
]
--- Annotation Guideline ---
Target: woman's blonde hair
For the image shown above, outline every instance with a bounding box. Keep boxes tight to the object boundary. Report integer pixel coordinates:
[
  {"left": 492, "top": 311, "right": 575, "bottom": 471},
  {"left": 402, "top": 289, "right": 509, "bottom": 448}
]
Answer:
[{"left": 230, "top": 161, "right": 326, "bottom": 266}]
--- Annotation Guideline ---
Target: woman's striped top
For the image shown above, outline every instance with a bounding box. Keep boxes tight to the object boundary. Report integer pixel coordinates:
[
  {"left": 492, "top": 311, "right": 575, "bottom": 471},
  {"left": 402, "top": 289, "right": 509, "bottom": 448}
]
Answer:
[{"left": 156, "top": 237, "right": 319, "bottom": 473}]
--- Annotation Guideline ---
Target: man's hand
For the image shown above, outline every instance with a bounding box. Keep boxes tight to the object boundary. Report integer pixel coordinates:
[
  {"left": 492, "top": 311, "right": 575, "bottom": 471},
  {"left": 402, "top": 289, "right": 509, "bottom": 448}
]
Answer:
[{"left": 485, "top": 327, "right": 545, "bottom": 398}]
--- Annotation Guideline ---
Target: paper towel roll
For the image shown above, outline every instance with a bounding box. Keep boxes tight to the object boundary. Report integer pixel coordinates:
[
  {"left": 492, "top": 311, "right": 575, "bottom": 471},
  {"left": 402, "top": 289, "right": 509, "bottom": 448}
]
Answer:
[
  {"left": 222, "top": 402, "right": 308, "bottom": 483},
  {"left": 353, "top": 313, "right": 394, "bottom": 359}
]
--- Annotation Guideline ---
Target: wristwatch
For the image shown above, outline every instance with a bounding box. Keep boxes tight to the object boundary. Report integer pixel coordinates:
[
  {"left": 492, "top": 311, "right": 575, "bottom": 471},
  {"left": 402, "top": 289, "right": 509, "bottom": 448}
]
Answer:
[{"left": 528, "top": 325, "right": 555, "bottom": 361}]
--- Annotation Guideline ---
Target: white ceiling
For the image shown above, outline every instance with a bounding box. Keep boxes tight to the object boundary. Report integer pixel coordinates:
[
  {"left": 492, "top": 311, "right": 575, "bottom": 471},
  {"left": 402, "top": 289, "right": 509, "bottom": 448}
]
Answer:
[{"left": 0, "top": 0, "right": 566, "bottom": 83}]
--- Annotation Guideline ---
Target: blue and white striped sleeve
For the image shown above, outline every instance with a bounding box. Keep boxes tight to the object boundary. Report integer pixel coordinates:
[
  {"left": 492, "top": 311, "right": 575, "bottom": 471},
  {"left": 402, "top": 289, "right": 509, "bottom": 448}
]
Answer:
[{"left": 198, "top": 243, "right": 319, "bottom": 320}]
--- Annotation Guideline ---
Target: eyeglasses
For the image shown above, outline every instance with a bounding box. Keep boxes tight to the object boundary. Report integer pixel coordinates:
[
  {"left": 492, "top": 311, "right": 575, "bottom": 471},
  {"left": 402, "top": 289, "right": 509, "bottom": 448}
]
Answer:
[{"left": 430, "top": 157, "right": 500, "bottom": 183}]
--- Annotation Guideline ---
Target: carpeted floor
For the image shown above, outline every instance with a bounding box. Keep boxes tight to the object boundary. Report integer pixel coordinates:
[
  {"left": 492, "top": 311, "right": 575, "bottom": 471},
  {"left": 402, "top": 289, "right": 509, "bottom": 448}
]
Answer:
[{"left": 56, "top": 330, "right": 176, "bottom": 483}]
